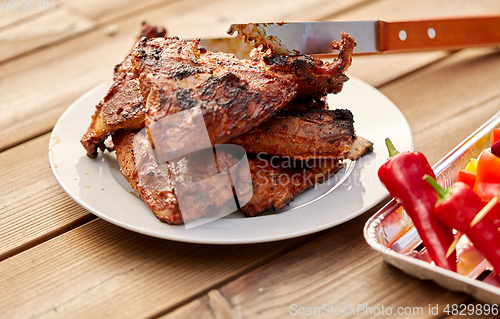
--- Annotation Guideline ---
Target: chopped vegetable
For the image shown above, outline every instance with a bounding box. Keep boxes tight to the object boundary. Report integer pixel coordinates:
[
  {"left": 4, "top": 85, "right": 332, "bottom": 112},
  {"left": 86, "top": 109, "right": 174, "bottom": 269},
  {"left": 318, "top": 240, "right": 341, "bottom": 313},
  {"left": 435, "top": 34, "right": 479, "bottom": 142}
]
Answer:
[
  {"left": 457, "top": 169, "right": 476, "bottom": 189},
  {"left": 378, "top": 138, "right": 456, "bottom": 271},
  {"left": 490, "top": 128, "right": 500, "bottom": 146},
  {"left": 474, "top": 150, "right": 500, "bottom": 202},
  {"left": 425, "top": 178, "right": 500, "bottom": 273},
  {"left": 464, "top": 158, "right": 478, "bottom": 173},
  {"left": 491, "top": 140, "right": 500, "bottom": 157}
]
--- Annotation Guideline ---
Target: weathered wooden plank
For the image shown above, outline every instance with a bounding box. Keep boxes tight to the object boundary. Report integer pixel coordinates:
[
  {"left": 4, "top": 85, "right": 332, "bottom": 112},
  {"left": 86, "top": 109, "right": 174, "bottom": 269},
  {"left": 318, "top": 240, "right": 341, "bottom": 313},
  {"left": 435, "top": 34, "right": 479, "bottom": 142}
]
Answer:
[
  {"left": 64, "top": 0, "right": 369, "bottom": 26},
  {"left": 150, "top": 0, "right": 369, "bottom": 40},
  {"left": 347, "top": 51, "right": 450, "bottom": 88},
  {"left": 326, "top": 0, "right": 500, "bottom": 21},
  {"left": 0, "top": 4, "right": 96, "bottom": 63},
  {"left": 0, "top": 133, "right": 92, "bottom": 260},
  {"left": 0, "top": 218, "right": 315, "bottom": 319}
]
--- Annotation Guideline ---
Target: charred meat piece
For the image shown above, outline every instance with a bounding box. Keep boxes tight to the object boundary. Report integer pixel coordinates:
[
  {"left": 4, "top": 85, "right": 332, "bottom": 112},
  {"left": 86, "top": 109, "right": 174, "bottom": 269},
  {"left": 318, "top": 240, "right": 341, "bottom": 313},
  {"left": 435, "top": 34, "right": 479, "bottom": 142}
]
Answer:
[
  {"left": 238, "top": 155, "right": 343, "bottom": 216},
  {"left": 347, "top": 135, "right": 373, "bottom": 160},
  {"left": 231, "top": 108, "right": 356, "bottom": 161},
  {"left": 130, "top": 33, "right": 355, "bottom": 155},
  {"left": 113, "top": 129, "right": 182, "bottom": 224},
  {"left": 113, "top": 130, "right": 239, "bottom": 225},
  {"left": 81, "top": 23, "right": 166, "bottom": 158},
  {"left": 81, "top": 55, "right": 145, "bottom": 158},
  {"left": 83, "top": 26, "right": 366, "bottom": 222},
  {"left": 113, "top": 129, "right": 181, "bottom": 224},
  {"left": 249, "top": 33, "right": 355, "bottom": 100},
  {"left": 139, "top": 21, "right": 167, "bottom": 39}
]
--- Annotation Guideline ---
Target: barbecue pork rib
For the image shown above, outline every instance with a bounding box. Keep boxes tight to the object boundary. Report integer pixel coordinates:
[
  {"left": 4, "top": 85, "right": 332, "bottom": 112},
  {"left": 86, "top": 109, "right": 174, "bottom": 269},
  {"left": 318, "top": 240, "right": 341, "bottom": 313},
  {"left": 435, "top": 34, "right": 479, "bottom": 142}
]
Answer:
[
  {"left": 130, "top": 33, "right": 355, "bottom": 157},
  {"left": 80, "top": 55, "right": 145, "bottom": 158},
  {"left": 113, "top": 129, "right": 242, "bottom": 225},
  {"left": 231, "top": 108, "right": 357, "bottom": 161},
  {"left": 81, "top": 23, "right": 167, "bottom": 158}
]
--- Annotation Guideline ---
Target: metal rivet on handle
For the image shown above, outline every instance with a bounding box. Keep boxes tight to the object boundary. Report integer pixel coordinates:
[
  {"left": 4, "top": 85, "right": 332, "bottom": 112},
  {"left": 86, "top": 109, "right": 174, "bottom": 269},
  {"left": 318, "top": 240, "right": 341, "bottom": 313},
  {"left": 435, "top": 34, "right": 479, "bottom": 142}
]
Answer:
[
  {"left": 428, "top": 28, "right": 436, "bottom": 39},
  {"left": 399, "top": 30, "right": 407, "bottom": 41}
]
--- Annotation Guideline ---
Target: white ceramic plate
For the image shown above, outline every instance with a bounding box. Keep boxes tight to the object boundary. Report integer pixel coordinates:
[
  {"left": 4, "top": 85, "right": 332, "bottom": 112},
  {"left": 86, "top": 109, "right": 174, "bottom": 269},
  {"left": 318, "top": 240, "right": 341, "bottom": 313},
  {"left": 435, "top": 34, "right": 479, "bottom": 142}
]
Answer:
[{"left": 49, "top": 77, "right": 413, "bottom": 244}]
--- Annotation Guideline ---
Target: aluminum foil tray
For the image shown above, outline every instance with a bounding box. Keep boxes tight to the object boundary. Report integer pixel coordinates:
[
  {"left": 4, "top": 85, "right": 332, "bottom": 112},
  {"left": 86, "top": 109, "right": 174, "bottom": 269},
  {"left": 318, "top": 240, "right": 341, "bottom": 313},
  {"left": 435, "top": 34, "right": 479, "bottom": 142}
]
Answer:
[{"left": 364, "top": 110, "right": 500, "bottom": 304}]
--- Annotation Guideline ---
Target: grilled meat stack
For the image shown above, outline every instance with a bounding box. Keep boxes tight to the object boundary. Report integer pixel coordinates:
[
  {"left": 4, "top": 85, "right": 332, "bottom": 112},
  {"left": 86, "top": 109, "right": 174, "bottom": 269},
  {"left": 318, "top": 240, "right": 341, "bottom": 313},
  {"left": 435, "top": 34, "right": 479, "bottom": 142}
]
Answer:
[{"left": 81, "top": 26, "right": 372, "bottom": 224}]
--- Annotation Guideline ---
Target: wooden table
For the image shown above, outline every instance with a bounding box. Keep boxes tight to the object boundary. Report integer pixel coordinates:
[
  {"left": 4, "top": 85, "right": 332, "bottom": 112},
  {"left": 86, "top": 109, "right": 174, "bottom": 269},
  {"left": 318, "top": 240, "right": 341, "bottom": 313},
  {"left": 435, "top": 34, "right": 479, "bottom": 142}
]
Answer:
[{"left": 2, "top": 0, "right": 500, "bottom": 318}]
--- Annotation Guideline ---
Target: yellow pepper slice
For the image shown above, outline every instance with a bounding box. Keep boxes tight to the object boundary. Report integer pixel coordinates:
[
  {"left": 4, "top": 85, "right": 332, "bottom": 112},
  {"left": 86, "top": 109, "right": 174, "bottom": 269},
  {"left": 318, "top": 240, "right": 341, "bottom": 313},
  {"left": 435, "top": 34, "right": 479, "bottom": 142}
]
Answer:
[{"left": 465, "top": 158, "right": 478, "bottom": 173}]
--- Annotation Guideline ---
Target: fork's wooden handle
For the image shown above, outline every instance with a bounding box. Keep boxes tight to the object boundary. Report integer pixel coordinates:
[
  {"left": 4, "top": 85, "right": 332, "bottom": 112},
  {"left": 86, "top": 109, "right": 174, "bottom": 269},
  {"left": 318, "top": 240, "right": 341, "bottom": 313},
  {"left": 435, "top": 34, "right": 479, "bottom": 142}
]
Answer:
[{"left": 378, "top": 16, "right": 500, "bottom": 53}]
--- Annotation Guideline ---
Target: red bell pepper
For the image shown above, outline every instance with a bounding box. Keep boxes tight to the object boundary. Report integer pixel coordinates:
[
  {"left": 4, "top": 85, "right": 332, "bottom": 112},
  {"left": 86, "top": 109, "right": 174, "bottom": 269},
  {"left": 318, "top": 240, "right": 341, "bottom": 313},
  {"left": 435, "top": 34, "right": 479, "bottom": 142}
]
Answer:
[
  {"left": 426, "top": 178, "right": 500, "bottom": 272},
  {"left": 474, "top": 150, "right": 500, "bottom": 201},
  {"left": 378, "top": 139, "right": 457, "bottom": 271},
  {"left": 457, "top": 169, "right": 476, "bottom": 189},
  {"left": 488, "top": 201, "right": 500, "bottom": 228}
]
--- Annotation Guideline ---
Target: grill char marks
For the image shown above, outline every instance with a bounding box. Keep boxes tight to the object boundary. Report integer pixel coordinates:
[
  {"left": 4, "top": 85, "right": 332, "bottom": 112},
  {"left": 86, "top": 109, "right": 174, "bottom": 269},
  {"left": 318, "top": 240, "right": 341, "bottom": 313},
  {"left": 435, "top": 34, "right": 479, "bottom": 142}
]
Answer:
[
  {"left": 200, "top": 73, "right": 246, "bottom": 107},
  {"left": 231, "top": 106, "right": 357, "bottom": 161},
  {"left": 167, "top": 64, "right": 203, "bottom": 80},
  {"left": 173, "top": 88, "right": 198, "bottom": 111}
]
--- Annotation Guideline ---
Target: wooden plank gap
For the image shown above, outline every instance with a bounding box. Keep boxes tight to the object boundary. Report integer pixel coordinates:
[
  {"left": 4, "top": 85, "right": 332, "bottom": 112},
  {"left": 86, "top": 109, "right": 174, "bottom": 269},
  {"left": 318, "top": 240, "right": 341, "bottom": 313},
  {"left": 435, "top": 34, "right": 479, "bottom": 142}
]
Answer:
[
  {"left": 0, "top": 126, "right": 51, "bottom": 154},
  {"left": 63, "top": 0, "right": 182, "bottom": 24},
  {"left": 207, "top": 289, "right": 238, "bottom": 319},
  {"left": 86, "top": 0, "right": 185, "bottom": 27},
  {"left": 417, "top": 91, "right": 500, "bottom": 141},
  {"left": 0, "top": 213, "right": 96, "bottom": 262},
  {"left": 315, "top": 0, "right": 384, "bottom": 21}
]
